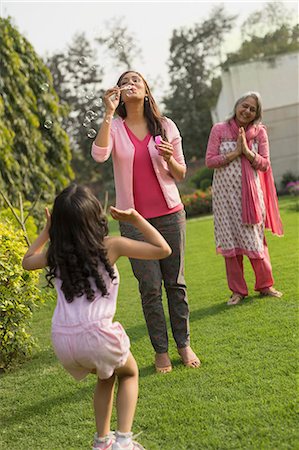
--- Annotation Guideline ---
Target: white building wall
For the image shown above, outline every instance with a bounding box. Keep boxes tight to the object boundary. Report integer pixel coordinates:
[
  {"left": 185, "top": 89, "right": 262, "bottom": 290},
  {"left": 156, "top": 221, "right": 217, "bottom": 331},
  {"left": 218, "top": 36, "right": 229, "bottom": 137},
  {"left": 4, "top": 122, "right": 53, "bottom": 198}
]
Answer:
[{"left": 212, "top": 52, "right": 299, "bottom": 188}]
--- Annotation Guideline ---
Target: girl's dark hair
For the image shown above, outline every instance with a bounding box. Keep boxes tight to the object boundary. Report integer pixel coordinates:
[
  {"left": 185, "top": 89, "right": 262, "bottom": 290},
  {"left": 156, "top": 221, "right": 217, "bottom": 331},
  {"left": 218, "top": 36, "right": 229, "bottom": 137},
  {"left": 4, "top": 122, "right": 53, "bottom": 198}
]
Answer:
[
  {"left": 46, "top": 184, "right": 115, "bottom": 302},
  {"left": 115, "top": 70, "right": 168, "bottom": 140}
]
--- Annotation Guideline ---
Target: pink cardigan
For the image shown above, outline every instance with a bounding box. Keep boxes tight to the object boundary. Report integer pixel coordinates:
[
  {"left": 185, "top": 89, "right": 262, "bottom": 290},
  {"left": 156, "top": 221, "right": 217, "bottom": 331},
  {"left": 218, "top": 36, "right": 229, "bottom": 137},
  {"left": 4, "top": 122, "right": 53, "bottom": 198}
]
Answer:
[{"left": 91, "top": 117, "right": 186, "bottom": 210}]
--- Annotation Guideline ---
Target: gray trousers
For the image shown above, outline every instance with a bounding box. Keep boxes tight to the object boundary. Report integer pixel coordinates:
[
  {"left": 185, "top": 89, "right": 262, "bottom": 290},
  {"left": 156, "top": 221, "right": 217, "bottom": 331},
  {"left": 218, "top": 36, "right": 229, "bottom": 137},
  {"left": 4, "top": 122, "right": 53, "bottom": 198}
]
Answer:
[{"left": 119, "top": 209, "right": 190, "bottom": 353}]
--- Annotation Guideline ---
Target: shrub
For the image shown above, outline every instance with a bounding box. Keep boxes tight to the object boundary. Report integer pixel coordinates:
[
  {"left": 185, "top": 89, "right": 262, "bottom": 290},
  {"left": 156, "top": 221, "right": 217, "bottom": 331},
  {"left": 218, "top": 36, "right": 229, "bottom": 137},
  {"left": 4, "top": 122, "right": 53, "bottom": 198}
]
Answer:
[
  {"left": 286, "top": 181, "right": 299, "bottom": 196},
  {"left": 0, "top": 206, "right": 37, "bottom": 243},
  {"left": 191, "top": 167, "right": 214, "bottom": 189},
  {"left": 200, "top": 178, "right": 211, "bottom": 191},
  {"left": 0, "top": 219, "right": 43, "bottom": 370},
  {"left": 280, "top": 171, "right": 299, "bottom": 190},
  {"left": 182, "top": 188, "right": 212, "bottom": 218}
]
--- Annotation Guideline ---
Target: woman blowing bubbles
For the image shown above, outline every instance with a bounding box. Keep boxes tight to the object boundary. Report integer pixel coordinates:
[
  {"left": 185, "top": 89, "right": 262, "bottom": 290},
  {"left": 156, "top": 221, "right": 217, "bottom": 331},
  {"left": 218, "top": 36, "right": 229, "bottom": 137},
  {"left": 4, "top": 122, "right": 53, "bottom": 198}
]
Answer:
[
  {"left": 91, "top": 71, "right": 200, "bottom": 373},
  {"left": 205, "top": 92, "right": 283, "bottom": 305}
]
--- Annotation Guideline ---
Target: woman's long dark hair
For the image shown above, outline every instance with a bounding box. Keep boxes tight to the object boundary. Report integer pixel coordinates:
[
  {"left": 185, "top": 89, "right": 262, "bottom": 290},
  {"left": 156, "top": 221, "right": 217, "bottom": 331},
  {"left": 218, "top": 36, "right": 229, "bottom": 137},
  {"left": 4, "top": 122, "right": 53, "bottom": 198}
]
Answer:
[
  {"left": 115, "top": 70, "right": 168, "bottom": 140},
  {"left": 46, "top": 184, "right": 115, "bottom": 302}
]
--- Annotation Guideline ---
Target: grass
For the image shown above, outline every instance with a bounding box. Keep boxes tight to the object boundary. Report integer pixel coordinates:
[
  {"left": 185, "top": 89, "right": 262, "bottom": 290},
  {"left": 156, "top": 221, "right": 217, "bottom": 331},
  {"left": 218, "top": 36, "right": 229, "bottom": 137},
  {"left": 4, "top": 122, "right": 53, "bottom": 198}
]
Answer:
[{"left": 1, "top": 196, "right": 298, "bottom": 450}]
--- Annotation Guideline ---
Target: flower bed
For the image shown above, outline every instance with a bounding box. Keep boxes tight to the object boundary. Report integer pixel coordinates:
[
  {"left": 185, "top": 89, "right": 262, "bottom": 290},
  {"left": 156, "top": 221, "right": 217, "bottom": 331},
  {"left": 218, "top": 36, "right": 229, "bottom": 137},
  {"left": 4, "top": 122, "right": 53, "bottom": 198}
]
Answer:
[
  {"left": 181, "top": 188, "right": 212, "bottom": 218},
  {"left": 286, "top": 181, "right": 299, "bottom": 196}
]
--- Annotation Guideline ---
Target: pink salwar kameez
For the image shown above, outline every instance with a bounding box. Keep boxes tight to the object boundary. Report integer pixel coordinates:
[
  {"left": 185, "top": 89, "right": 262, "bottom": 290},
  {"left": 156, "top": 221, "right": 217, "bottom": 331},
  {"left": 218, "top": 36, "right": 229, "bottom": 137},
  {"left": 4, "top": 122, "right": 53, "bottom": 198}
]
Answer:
[{"left": 206, "top": 120, "right": 283, "bottom": 296}]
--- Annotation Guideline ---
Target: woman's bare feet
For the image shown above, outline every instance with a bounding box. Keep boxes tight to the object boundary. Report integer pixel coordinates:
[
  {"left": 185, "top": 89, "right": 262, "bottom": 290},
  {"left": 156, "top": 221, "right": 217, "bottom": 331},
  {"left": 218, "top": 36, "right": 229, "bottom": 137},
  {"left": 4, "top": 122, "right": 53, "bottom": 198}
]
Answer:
[
  {"left": 227, "top": 293, "right": 244, "bottom": 305},
  {"left": 155, "top": 352, "right": 172, "bottom": 374},
  {"left": 260, "top": 287, "right": 283, "bottom": 298},
  {"left": 178, "top": 346, "right": 201, "bottom": 368}
]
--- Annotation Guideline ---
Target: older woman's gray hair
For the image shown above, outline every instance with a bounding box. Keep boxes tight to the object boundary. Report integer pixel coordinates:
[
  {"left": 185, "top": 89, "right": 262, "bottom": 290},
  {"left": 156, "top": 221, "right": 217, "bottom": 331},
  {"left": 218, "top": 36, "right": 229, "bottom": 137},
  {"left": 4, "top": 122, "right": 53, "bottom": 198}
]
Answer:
[{"left": 226, "top": 92, "right": 263, "bottom": 124}]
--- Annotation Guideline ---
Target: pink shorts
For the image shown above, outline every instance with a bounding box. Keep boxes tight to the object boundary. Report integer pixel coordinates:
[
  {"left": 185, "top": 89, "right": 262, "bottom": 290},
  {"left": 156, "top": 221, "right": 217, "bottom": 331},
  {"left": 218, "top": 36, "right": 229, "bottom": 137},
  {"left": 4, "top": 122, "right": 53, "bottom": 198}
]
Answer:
[{"left": 51, "top": 321, "right": 130, "bottom": 380}]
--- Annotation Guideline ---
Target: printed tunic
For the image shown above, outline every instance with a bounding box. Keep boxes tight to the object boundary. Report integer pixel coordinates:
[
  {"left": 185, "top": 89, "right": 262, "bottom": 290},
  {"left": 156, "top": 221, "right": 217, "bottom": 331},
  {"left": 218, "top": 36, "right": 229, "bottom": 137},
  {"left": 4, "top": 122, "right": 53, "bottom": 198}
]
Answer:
[{"left": 212, "top": 139, "right": 265, "bottom": 258}]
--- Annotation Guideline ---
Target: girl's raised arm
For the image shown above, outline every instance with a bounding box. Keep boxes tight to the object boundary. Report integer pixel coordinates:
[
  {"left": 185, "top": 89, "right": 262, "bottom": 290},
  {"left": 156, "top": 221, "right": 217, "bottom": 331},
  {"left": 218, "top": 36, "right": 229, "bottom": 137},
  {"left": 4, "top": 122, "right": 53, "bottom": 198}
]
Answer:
[
  {"left": 22, "top": 208, "right": 50, "bottom": 270},
  {"left": 106, "top": 207, "right": 172, "bottom": 265}
]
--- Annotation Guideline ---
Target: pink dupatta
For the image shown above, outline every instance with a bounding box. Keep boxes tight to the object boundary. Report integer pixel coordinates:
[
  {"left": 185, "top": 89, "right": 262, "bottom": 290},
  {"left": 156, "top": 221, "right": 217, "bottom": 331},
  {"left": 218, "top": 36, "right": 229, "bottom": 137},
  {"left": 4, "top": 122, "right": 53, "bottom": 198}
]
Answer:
[{"left": 229, "top": 119, "right": 283, "bottom": 236}]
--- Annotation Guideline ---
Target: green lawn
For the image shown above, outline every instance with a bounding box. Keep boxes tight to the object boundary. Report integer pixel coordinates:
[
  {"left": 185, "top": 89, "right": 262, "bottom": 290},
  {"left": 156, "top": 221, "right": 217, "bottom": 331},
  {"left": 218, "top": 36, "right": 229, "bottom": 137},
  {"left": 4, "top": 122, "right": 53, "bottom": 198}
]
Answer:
[{"left": 1, "top": 197, "right": 298, "bottom": 450}]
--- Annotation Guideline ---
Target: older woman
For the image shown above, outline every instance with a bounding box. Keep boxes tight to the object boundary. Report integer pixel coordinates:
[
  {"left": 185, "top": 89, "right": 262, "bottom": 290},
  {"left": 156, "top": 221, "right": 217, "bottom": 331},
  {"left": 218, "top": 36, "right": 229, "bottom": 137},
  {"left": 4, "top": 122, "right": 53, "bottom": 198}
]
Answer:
[{"left": 205, "top": 92, "right": 283, "bottom": 305}]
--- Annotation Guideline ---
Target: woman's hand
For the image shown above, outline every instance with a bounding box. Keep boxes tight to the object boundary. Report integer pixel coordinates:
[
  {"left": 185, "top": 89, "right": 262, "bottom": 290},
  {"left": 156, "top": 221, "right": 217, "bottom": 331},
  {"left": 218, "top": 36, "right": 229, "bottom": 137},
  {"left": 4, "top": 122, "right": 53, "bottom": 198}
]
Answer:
[
  {"left": 155, "top": 139, "right": 174, "bottom": 163},
  {"left": 239, "top": 127, "right": 250, "bottom": 155},
  {"left": 236, "top": 129, "right": 243, "bottom": 156},
  {"left": 103, "top": 86, "right": 121, "bottom": 114},
  {"left": 110, "top": 206, "right": 141, "bottom": 224},
  {"left": 240, "top": 127, "right": 256, "bottom": 163}
]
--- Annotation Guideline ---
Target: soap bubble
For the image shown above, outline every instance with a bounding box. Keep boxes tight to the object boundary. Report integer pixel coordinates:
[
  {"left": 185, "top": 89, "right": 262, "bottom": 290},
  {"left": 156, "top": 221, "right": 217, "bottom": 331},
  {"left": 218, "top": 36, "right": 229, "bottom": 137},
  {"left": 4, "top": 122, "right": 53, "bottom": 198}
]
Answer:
[
  {"left": 78, "top": 57, "right": 87, "bottom": 65},
  {"left": 87, "top": 128, "right": 97, "bottom": 139},
  {"left": 40, "top": 83, "right": 49, "bottom": 92},
  {"left": 82, "top": 119, "right": 91, "bottom": 127},
  {"left": 85, "top": 110, "right": 96, "bottom": 120},
  {"left": 94, "top": 98, "right": 103, "bottom": 107},
  {"left": 44, "top": 119, "right": 53, "bottom": 129},
  {"left": 78, "top": 89, "right": 86, "bottom": 98},
  {"left": 90, "top": 65, "right": 97, "bottom": 72},
  {"left": 85, "top": 91, "right": 95, "bottom": 100}
]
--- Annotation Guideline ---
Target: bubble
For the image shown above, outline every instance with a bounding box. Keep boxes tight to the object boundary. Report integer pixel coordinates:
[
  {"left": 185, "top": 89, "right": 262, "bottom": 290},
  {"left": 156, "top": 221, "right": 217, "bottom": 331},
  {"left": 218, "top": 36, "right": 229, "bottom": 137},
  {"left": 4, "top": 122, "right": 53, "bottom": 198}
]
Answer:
[
  {"left": 82, "top": 119, "right": 91, "bottom": 127},
  {"left": 44, "top": 119, "right": 53, "bottom": 129},
  {"left": 85, "top": 110, "right": 96, "bottom": 120},
  {"left": 78, "top": 89, "right": 86, "bottom": 98},
  {"left": 90, "top": 65, "right": 97, "bottom": 72},
  {"left": 78, "top": 57, "right": 87, "bottom": 66},
  {"left": 87, "top": 128, "right": 97, "bottom": 139},
  {"left": 126, "top": 90, "right": 133, "bottom": 96},
  {"left": 85, "top": 91, "right": 95, "bottom": 100},
  {"left": 40, "top": 83, "right": 49, "bottom": 92},
  {"left": 94, "top": 98, "right": 103, "bottom": 107}
]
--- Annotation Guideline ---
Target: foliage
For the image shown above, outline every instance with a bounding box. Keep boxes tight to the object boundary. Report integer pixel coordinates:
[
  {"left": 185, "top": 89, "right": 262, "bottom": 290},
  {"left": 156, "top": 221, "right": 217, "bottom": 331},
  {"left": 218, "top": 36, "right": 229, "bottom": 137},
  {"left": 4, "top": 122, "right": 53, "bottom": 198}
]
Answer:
[
  {"left": 46, "top": 32, "right": 107, "bottom": 186},
  {"left": 223, "top": 24, "right": 299, "bottom": 69},
  {"left": 240, "top": 1, "right": 294, "bottom": 40},
  {"left": 181, "top": 188, "right": 212, "bottom": 218},
  {"left": 96, "top": 16, "right": 142, "bottom": 71},
  {"left": 0, "top": 205, "right": 37, "bottom": 243},
  {"left": 280, "top": 171, "right": 299, "bottom": 190},
  {"left": 0, "top": 17, "right": 73, "bottom": 208},
  {"left": 191, "top": 166, "right": 214, "bottom": 190},
  {"left": 286, "top": 181, "right": 299, "bottom": 196},
  {"left": 0, "top": 219, "right": 43, "bottom": 370},
  {"left": 223, "top": 2, "right": 298, "bottom": 68},
  {"left": 163, "top": 6, "right": 236, "bottom": 161}
]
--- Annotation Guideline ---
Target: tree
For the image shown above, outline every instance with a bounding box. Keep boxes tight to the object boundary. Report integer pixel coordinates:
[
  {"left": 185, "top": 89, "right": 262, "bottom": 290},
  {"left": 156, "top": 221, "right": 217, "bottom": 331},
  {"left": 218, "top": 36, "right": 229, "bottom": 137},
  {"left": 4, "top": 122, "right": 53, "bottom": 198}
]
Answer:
[
  {"left": 223, "top": 2, "right": 299, "bottom": 68},
  {"left": 241, "top": 1, "right": 293, "bottom": 40},
  {"left": 163, "top": 6, "right": 236, "bottom": 160},
  {"left": 96, "top": 16, "right": 142, "bottom": 71},
  {"left": 0, "top": 17, "right": 73, "bottom": 207}
]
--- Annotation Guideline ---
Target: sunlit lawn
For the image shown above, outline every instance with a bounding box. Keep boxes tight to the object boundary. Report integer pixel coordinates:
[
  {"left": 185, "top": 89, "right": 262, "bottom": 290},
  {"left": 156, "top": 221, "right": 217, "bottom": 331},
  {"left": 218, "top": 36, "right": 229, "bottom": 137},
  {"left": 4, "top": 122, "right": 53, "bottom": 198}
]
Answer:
[{"left": 0, "top": 196, "right": 298, "bottom": 450}]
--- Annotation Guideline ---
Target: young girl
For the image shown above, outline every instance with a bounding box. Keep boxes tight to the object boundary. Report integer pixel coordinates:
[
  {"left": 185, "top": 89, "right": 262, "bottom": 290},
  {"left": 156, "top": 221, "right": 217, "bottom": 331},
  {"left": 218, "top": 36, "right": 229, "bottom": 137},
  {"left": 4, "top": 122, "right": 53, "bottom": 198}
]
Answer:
[{"left": 22, "top": 184, "right": 171, "bottom": 450}]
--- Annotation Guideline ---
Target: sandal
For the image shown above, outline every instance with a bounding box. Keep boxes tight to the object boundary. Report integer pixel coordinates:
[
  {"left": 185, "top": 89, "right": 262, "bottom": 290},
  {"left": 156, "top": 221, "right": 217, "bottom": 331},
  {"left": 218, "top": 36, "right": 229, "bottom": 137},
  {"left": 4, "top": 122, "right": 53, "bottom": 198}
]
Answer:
[
  {"left": 227, "top": 293, "right": 244, "bottom": 306},
  {"left": 178, "top": 346, "right": 201, "bottom": 368},
  {"left": 155, "top": 353, "right": 172, "bottom": 374},
  {"left": 259, "top": 287, "right": 283, "bottom": 298}
]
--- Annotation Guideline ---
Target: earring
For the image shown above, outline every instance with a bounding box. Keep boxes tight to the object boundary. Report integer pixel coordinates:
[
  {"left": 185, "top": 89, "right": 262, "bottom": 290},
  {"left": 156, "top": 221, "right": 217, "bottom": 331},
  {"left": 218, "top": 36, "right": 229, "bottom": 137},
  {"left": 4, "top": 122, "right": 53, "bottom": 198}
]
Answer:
[
  {"left": 145, "top": 96, "right": 149, "bottom": 102},
  {"left": 121, "top": 101, "right": 125, "bottom": 105}
]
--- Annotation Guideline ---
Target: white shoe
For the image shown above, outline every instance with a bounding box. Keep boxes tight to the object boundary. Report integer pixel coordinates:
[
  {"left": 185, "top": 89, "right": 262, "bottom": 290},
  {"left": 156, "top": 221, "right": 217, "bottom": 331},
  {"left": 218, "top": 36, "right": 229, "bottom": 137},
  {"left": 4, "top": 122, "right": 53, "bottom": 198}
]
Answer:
[{"left": 112, "top": 431, "right": 145, "bottom": 450}]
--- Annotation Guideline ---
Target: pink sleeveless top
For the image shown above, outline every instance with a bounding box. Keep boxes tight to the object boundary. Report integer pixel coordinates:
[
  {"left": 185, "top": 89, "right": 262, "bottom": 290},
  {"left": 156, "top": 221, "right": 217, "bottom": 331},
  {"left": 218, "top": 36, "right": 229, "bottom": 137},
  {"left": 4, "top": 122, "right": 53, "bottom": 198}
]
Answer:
[{"left": 52, "top": 265, "right": 119, "bottom": 330}]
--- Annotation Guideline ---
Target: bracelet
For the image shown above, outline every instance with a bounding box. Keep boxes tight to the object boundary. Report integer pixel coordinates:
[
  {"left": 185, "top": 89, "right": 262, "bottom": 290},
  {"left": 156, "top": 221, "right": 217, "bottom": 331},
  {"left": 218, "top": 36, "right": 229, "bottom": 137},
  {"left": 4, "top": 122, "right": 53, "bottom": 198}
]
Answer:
[{"left": 104, "top": 114, "right": 113, "bottom": 124}]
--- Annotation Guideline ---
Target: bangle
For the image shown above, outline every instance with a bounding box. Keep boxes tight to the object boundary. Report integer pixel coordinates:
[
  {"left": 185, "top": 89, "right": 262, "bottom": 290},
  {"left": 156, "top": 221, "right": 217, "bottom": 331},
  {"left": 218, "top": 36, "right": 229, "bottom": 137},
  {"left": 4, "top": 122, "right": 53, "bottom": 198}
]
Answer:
[{"left": 104, "top": 114, "right": 113, "bottom": 124}]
